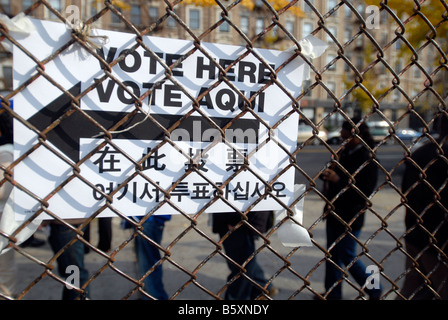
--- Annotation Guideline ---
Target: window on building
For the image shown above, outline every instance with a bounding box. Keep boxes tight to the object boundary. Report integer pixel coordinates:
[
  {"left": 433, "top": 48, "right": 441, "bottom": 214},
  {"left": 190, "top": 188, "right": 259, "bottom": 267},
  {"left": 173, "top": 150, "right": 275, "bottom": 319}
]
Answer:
[
  {"left": 47, "top": 0, "right": 61, "bottom": 20},
  {"left": 271, "top": 25, "right": 279, "bottom": 38},
  {"left": 395, "top": 61, "right": 402, "bottom": 73},
  {"left": 219, "top": 13, "right": 230, "bottom": 32},
  {"left": 377, "top": 62, "right": 386, "bottom": 74},
  {"left": 167, "top": 9, "right": 177, "bottom": 28},
  {"left": 392, "top": 90, "right": 401, "bottom": 102},
  {"left": 356, "top": 35, "right": 363, "bottom": 49},
  {"left": 380, "top": 10, "right": 389, "bottom": 24},
  {"left": 131, "top": 5, "right": 141, "bottom": 25},
  {"left": 255, "top": 17, "right": 264, "bottom": 34},
  {"left": 189, "top": 9, "right": 200, "bottom": 30},
  {"left": 357, "top": 56, "right": 363, "bottom": 70},
  {"left": 381, "top": 33, "right": 388, "bottom": 47},
  {"left": 240, "top": 16, "right": 249, "bottom": 35},
  {"left": 219, "top": 21, "right": 230, "bottom": 32},
  {"left": 90, "top": 0, "right": 98, "bottom": 16},
  {"left": 413, "top": 65, "right": 421, "bottom": 78},
  {"left": 326, "top": 54, "right": 337, "bottom": 71},
  {"left": 148, "top": 7, "right": 158, "bottom": 22},
  {"left": 22, "top": 0, "right": 34, "bottom": 15},
  {"left": 255, "top": 0, "right": 263, "bottom": 7},
  {"left": 304, "top": 0, "right": 314, "bottom": 13},
  {"left": 327, "top": 0, "right": 338, "bottom": 13},
  {"left": 327, "top": 26, "right": 337, "bottom": 43},
  {"left": 0, "top": 0, "right": 10, "bottom": 16},
  {"left": 327, "top": 81, "right": 336, "bottom": 99},
  {"left": 344, "top": 3, "right": 352, "bottom": 18},
  {"left": 344, "top": 55, "right": 351, "bottom": 72},
  {"left": 111, "top": 8, "right": 123, "bottom": 24},
  {"left": 344, "top": 27, "right": 351, "bottom": 43},
  {"left": 302, "top": 22, "right": 313, "bottom": 38},
  {"left": 357, "top": 3, "right": 365, "bottom": 13},
  {"left": 285, "top": 20, "right": 294, "bottom": 35}
]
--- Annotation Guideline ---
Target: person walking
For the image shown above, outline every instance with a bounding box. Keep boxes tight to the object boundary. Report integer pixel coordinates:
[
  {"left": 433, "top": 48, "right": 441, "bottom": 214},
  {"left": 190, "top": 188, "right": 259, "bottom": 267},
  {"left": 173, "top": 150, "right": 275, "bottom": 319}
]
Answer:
[
  {"left": 212, "top": 210, "right": 277, "bottom": 300},
  {"left": 133, "top": 214, "right": 171, "bottom": 300},
  {"left": 400, "top": 114, "right": 448, "bottom": 299},
  {"left": 320, "top": 117, "right": 382, "bottom": 300},
  {"left": 0, "top": 111, "right": 17, "bottom": 298}
]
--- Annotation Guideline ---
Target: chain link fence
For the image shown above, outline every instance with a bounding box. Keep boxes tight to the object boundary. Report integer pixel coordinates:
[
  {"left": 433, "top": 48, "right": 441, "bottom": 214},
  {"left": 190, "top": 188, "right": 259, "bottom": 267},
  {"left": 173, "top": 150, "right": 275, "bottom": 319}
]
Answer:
[{"left": 0, "top": 0, "right": 447, "bottom": 300}]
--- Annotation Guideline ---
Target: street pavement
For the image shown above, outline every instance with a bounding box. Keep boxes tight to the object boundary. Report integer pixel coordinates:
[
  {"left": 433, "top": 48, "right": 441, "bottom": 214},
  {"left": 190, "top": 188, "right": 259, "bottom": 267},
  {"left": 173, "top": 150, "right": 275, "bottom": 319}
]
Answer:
[{"left": 13, "top": 186, "right": 407, "bottom": 300}]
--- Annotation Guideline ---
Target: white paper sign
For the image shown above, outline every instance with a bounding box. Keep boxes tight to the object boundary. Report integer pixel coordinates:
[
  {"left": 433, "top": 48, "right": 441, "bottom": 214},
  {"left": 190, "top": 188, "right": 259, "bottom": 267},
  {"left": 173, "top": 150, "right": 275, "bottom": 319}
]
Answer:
[{"left": 12, "top": 19, "right": 324, "bottom": 220}]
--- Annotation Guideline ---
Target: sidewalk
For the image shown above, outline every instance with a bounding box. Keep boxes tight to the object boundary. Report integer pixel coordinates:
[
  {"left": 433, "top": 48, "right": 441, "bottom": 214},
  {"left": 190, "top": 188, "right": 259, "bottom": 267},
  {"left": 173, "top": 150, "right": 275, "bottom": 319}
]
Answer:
[{"left": 14, "top": 187, "right": 406, "bottom": 300}]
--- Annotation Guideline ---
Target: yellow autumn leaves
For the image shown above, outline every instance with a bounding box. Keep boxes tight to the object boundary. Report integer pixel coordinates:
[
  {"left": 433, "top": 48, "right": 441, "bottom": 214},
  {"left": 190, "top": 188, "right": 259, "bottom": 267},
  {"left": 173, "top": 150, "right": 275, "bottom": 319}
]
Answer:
[
  {"left": 95, "top": 0, "right": 131, "bottom": 11},
  {"left": 364, "top": 0, "right": 447, "bottom": 50}
]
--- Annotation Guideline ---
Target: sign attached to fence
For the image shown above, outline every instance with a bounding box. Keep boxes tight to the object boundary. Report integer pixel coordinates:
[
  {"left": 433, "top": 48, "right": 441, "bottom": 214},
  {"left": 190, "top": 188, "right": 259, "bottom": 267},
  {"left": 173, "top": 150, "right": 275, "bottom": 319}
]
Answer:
[{"left": 12, "top": 18, "right": 325, "bottom": 220}]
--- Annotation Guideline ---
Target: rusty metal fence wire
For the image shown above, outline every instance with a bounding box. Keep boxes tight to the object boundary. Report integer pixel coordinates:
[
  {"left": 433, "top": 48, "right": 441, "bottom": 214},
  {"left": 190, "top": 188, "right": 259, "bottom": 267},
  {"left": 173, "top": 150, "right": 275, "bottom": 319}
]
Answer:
[{"left": 0, "top": 0, "right": 447, "bottom": 300}]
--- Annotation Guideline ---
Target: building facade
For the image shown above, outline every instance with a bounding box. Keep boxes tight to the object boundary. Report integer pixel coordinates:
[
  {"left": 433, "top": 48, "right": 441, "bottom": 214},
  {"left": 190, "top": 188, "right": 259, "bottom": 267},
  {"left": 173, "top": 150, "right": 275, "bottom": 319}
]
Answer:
[{"left": 0, "top": 0, "right": 439, "bottom": 129}]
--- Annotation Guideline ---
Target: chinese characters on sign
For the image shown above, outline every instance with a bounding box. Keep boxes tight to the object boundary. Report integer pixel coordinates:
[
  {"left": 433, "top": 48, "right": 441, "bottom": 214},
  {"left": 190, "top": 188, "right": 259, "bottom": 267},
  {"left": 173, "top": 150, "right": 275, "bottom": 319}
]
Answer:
[{"left": 92, "top": 144, "right": 286, "bottom": 204}]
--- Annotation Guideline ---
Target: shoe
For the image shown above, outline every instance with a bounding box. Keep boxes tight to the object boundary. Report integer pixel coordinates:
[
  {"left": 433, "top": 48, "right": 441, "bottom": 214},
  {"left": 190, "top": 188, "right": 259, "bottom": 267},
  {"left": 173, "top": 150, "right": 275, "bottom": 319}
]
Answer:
[
  {"left": 267, "top": 286, "right": 279, "bottom": 297},
  {"left": 258, "top": 286, "right": 279, "bottom": 300}
]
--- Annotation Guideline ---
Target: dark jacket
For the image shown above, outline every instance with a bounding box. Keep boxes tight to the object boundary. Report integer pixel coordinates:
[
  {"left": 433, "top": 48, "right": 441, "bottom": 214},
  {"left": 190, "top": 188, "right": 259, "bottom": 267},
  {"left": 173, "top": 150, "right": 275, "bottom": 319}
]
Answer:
[
  {"left": 402, "top": 140, "right": 448, "bottom": 254},
  {"left": 212, "top": 210, "right": 273, "bottom": 235},
  {"left": 324, "top": 144, "right": 378, "bottom": 231}
]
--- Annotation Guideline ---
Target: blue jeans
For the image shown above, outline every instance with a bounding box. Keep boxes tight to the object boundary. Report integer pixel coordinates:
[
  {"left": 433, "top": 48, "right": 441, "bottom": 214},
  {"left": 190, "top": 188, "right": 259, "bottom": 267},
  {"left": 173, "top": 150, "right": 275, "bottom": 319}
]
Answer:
[
  {"left": 219, "top": 227, "right": 270, "bottom": 300},
  {"left": 48, "top": 223, "right": 90, "bottom": 300},
  {"left": 134, "top": 218, "right": 168, "bottom": 300},
  {"left": 325, "top": 223, "right": 382, "bottom": 299}
]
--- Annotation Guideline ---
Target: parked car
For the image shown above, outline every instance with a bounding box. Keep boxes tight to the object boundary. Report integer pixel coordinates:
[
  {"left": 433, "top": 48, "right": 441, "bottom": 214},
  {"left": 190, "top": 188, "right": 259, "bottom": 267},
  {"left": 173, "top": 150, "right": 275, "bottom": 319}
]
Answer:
[
  {"left": 369, "top": 121, "right": 390, "bottom": 143},
  {"left": 326, "top": 121, "right": 393, "bottom": 145},
  {"left": 395, "top": 128, "right": 423, "bottom": 143},
  {"left": 326, "top": 130, "right": 342, "bottom": 144},
  {"left": 297, "top": 124, "right": 327, "bottom": 145}
]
